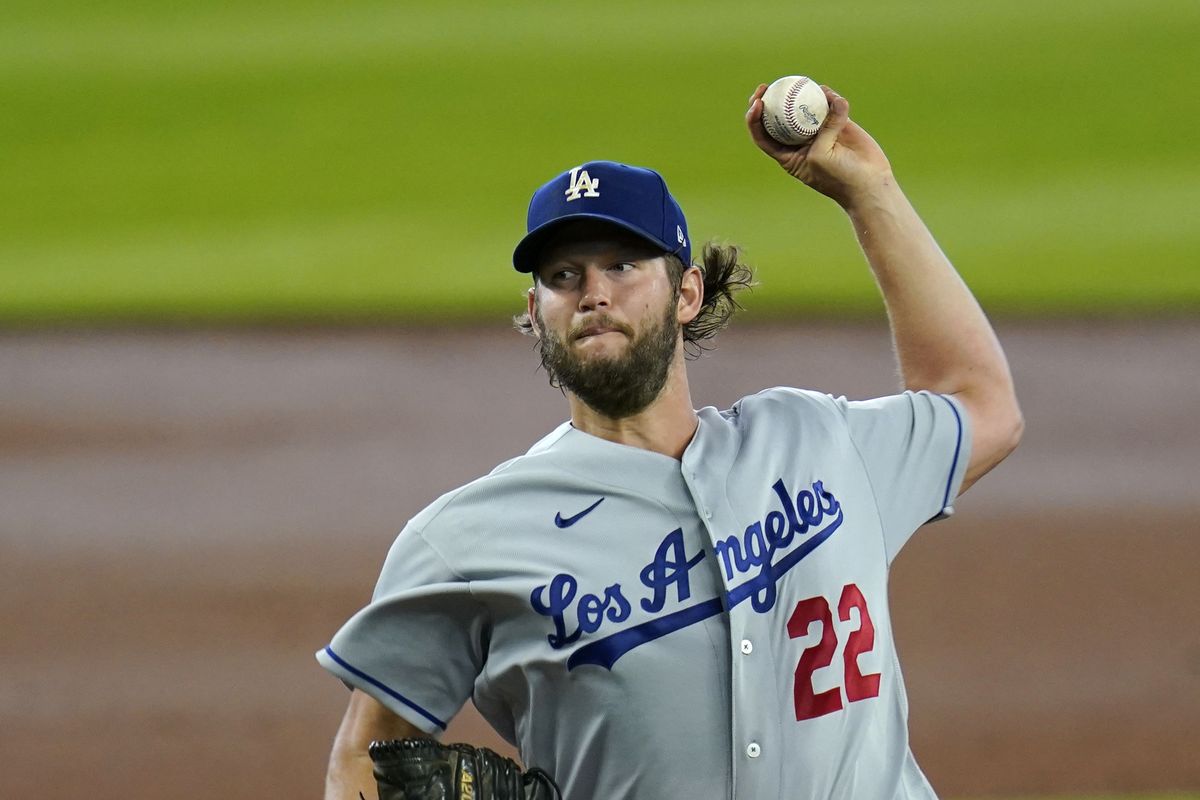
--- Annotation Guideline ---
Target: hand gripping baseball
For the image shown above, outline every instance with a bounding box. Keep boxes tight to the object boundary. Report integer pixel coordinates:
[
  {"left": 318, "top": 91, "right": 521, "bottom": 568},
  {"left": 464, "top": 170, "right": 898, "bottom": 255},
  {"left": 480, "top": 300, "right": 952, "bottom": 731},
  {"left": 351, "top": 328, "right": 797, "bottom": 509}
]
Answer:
[
  {"left": 745, "top": 82, "right": 893, "bottom": 209},
  {"left": 367, "top": 738, "right": 561, "bottom": 800}
]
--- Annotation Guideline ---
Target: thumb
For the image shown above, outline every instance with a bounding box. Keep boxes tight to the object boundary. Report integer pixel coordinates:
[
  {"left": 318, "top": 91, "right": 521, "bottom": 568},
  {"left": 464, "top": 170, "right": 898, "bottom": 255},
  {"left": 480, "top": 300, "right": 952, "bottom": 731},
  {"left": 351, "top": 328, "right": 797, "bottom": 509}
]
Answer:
[{"left": 809, "top": 88, "right": 850, "bottom": 156}]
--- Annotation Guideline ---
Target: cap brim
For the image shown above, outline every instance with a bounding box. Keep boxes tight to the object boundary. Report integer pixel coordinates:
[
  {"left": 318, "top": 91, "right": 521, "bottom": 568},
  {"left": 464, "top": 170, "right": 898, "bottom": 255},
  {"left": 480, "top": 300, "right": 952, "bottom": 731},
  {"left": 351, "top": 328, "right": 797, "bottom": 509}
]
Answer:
[{"left": 512, "top": 213, "right": 674, "bottom": 273}]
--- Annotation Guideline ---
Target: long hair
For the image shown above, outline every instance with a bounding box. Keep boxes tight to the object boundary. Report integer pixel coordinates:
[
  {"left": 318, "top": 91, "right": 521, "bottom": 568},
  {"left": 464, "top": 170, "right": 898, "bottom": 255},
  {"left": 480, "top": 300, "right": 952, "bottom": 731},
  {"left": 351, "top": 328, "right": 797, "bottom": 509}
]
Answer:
[{"left": 513, "top": 240, "right": 755, "bottom": 359}]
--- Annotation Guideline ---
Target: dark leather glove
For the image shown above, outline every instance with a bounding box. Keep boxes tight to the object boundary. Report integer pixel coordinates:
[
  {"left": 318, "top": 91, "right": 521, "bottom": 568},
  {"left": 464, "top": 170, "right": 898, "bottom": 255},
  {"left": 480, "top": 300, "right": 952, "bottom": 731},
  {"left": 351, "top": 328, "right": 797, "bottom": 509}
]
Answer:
[{"left": 368, "top": 738, "right": 561, "bottom": 800}]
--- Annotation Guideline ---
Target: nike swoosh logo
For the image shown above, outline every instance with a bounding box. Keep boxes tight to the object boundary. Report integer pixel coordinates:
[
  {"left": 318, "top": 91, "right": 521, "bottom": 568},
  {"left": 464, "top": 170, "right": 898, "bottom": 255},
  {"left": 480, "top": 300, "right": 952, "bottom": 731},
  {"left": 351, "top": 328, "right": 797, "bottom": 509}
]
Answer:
[{"left": 554, "top": 497, "right": 605, "bottom": 528}]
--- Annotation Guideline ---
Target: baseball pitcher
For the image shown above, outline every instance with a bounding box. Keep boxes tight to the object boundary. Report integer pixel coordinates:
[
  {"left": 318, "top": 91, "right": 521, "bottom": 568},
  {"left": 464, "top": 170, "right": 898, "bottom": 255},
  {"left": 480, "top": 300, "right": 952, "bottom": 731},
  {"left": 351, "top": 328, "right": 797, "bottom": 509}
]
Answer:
[{"left": 318, "top": 82, "right": 1023, "bottom": 799}]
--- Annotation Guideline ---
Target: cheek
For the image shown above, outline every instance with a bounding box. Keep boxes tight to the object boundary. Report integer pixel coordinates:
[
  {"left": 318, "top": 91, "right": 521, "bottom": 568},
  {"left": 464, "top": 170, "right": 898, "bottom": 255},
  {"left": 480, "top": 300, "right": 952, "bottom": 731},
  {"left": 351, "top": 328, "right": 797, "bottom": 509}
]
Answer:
[{"left": 534, "top": 298, "right": 570, "bottom": 335}]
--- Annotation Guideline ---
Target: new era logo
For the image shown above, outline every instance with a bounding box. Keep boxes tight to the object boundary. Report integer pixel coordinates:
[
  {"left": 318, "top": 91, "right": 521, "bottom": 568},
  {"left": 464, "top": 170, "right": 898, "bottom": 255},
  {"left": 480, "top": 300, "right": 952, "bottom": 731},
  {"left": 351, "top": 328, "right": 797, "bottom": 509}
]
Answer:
[{"left": 564, "top": 167, "right": 600, "bottom": 201}]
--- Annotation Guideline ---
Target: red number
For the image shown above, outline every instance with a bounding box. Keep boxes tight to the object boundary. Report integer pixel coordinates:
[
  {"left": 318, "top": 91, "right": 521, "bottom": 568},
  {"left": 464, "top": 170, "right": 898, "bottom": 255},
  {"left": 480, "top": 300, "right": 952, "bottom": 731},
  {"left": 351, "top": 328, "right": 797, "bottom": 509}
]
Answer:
[
  {"left": 838, "top": 583, "right": 881, "bottom": 702},
  {"left": 787, "top": 596, "right": 843, "bottom": 721},
  {"left": 788, "top": 583, "right": 880, "bottom": 721}
]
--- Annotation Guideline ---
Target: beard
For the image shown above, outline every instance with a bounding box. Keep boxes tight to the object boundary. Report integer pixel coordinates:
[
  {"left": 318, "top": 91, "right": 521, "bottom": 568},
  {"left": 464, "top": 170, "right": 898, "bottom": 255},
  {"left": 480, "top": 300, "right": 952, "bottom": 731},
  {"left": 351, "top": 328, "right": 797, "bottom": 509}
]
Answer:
[{"left": 536, "top": 301, "right": 680, "bottom": 420}]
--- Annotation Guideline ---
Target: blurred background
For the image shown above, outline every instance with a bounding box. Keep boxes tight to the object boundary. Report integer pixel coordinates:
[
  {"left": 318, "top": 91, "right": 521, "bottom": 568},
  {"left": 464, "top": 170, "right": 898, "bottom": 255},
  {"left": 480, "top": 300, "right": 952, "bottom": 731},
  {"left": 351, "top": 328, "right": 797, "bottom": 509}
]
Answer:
[{"left": 1, "top": 1, "right": 1197, "bottom": 798}]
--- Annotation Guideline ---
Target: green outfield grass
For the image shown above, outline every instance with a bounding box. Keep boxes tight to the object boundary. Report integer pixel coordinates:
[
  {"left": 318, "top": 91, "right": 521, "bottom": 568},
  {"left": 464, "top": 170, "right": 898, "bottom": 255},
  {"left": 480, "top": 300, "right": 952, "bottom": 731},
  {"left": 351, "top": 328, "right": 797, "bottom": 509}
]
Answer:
[
  {"left": 1, "top": 0, "right": 1197, "bottom": 324},
  {"left": 979, "top": 796, "right": 1199, "bottom": 800}
]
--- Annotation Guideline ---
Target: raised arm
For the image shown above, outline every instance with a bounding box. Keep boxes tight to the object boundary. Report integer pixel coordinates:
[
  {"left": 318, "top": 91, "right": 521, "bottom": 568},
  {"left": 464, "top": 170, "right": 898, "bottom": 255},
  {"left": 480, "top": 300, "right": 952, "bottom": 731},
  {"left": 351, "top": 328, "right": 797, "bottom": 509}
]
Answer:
[
  {"left": 325, "top": 689, "right": 425, "bottom": 800},
  {"left": 746, "top": 83, "right": 1023, "bottom": 493}
]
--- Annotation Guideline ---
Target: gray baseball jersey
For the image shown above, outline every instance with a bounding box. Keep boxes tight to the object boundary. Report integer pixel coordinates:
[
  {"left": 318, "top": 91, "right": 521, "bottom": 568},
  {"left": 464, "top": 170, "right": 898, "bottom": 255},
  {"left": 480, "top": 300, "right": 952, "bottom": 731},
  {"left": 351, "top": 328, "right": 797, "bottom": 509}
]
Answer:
[{"left": 318, "top": 387, "right": 969, "bottom": 799}]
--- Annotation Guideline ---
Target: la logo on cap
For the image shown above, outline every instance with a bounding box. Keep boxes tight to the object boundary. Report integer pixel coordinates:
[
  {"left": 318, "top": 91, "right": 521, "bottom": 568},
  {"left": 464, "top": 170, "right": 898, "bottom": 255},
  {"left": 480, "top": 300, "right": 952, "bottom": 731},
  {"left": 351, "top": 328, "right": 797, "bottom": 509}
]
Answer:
[{"left": 564, "top": 166, "right": 600, "bottom": 201}]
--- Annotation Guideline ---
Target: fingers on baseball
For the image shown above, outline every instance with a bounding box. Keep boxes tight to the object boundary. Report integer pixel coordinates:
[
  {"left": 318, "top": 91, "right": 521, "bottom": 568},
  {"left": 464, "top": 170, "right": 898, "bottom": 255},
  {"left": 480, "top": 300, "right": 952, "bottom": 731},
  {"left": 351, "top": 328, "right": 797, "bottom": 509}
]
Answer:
[
  {"left": 746, "top": 83, "right": 811, "bottom": 161},
  {"left": 745, "top": 96, "right": 788, "bottom": 158},
  {"left": 812, "top": 89, "right": 850, "bottom": 151},
  {"left": 743, "top": 84, "right": 767, "bottom": 131}
]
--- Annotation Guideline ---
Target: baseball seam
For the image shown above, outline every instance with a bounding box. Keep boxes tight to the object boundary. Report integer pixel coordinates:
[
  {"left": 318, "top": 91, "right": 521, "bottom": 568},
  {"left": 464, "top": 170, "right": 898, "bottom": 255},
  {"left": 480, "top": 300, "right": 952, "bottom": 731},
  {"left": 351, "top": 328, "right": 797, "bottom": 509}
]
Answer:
[{"left": 782, "top": 78, "right": 818, "bottom": 136}]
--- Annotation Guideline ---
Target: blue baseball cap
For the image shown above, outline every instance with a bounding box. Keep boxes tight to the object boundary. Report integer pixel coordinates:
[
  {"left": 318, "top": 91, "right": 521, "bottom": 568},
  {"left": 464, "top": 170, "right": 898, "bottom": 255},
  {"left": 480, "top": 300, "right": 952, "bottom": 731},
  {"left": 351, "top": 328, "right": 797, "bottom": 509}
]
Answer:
[{"left": 512, "top": 160, "right": 690, "bottom": 273}]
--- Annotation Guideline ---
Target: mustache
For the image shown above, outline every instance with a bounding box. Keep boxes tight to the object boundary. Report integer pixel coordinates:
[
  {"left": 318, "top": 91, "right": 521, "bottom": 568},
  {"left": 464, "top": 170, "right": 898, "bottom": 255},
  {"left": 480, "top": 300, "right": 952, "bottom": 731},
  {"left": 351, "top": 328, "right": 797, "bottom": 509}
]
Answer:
[{"left": 568, "top": 315, "right": 634, "bottom": 341}]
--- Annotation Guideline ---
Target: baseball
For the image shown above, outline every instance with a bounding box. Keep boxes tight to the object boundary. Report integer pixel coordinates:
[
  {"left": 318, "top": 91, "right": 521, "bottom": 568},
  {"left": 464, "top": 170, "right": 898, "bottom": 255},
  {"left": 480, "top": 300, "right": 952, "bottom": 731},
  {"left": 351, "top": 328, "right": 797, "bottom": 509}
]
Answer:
[{"left": 760, "top": 75, "right": 829, "bottom": 146}]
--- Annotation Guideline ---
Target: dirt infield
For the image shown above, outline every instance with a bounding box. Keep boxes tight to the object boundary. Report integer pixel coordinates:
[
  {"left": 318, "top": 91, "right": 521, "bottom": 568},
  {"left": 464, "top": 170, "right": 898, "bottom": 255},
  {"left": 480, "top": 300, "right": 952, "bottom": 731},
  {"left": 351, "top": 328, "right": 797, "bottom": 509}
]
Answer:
[{"left": 2, "top": 322, "right": 1197, "bottom": 798}]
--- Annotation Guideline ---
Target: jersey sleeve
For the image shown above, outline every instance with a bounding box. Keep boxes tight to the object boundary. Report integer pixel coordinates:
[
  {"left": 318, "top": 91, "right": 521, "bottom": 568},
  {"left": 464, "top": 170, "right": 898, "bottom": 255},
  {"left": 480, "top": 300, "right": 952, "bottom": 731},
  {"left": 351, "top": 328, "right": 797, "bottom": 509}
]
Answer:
[
  {"left": 315, "top": 523, "right": 486, "bottom": 734},
  {"left": 837, "top": 391, "right": 971, "bottom": 562}
]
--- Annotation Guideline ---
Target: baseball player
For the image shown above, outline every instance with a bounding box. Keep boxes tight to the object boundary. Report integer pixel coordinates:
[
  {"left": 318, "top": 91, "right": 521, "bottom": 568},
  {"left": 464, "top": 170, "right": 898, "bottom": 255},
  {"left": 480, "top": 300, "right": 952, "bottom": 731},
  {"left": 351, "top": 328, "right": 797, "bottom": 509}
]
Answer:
[{"left": 319, "top": 83, "right": 1023, "bottom": 799}]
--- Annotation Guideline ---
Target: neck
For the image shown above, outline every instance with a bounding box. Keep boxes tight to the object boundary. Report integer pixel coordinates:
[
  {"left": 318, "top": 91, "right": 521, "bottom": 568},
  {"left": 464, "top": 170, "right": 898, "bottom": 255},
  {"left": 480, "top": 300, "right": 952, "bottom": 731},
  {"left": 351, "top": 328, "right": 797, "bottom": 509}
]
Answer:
[{"left": 566, "top": 351, "right": 698, "bottom": 460}]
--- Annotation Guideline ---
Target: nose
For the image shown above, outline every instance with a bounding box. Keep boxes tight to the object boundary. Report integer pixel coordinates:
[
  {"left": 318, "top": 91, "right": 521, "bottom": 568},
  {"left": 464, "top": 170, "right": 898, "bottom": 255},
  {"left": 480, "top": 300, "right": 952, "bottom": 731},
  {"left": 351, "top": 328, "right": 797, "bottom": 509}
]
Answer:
[{"left": 577, "top": 266, "right": 611, "bottom": 312}]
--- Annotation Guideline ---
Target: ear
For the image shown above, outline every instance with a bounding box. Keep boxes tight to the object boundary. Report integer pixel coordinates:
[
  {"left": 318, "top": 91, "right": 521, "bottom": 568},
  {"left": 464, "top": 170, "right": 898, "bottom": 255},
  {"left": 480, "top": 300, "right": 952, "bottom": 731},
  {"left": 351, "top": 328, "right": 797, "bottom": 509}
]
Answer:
[
  {"left": 526, "top": 287, "right": 541, "bottom": 336},
  {"left": 676, "top": 265, "right": 704, "bottom": 325}
]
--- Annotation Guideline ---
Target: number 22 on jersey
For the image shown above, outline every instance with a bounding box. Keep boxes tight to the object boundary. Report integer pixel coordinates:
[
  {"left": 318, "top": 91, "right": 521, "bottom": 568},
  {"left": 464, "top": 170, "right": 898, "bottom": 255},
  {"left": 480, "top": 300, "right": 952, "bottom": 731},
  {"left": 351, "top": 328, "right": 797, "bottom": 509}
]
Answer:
[{"left": 787, "top": 582, "right": 882, "bottom": 721}]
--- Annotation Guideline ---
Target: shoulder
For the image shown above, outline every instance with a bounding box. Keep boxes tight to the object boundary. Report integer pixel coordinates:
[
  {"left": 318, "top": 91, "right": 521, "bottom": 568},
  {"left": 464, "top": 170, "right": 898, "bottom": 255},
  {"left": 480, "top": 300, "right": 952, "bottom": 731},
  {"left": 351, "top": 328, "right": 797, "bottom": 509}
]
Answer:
[
  {"left": 693, "top": 388, "right": 853, "bottom": 458},
  {"left": 730, "top": 386, "right": 956, "bottom": 423},
  {"left": 727, "top": 386, "right": 847, "bottom": 424},
  {"left": 407, "top": 423, "right": 581, "bottom": 539},
  {"left": 716, "top": 388, "right": 953, "bottom": 453}
]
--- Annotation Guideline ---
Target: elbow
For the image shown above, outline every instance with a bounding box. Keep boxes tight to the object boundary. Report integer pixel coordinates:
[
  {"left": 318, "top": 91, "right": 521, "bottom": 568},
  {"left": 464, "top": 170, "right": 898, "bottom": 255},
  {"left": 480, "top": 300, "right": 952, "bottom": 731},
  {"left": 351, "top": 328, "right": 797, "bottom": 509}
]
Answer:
[
  {"left": 962, "top": 387, "right": 1023, "bottom": 470},
  {"left": 954, "top": 385, "right": 1022, "bottom": 495},
  {"left": 996, "top": 397, "right": 1025, "bottom": 461},
  {"left": 1007, "top": 408, "right": 1025, "bottom": 455}
]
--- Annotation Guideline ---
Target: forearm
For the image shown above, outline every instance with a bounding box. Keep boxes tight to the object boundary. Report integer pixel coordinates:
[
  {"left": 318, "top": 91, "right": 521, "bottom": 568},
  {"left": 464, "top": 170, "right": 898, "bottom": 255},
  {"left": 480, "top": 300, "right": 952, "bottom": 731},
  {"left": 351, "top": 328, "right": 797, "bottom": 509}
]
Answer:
[
  {"left": 325, "top": 689, "right": 425, "bottom": 800},
  {"left": 847, "top": 177, "right": 1022, "bottom": 489},
  {"left": 326, "top": 745, "right": 378, "bottom": 800},
  {"left": 846, "top": 177, "right": 1012, "bottom": 400},
  {"left": 746, "top": 81, "right": 1021, "bottom": 488}
]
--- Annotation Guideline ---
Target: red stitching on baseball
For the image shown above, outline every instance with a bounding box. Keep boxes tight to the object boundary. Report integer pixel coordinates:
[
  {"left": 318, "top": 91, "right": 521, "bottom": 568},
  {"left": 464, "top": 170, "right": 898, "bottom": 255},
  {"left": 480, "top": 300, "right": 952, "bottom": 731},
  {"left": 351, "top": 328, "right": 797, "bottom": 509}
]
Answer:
[{"left": 783, "top": 78, "right": 816, "bottom": 135}]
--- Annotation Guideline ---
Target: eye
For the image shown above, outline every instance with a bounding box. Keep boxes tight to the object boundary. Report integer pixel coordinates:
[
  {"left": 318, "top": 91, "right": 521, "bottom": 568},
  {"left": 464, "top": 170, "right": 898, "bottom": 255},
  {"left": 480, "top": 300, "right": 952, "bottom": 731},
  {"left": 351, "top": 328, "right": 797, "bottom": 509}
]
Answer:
[
  {"left": 609, "top": 262, "right": 636, "bottom": 273},
  {"left": 543, "top": 268, "right": 576, "bottom": 285}
]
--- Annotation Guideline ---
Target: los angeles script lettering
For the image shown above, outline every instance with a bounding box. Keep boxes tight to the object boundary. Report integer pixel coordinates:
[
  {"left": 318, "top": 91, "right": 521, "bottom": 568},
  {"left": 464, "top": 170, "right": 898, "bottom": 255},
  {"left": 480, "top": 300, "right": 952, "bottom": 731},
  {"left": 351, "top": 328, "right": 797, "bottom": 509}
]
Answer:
[{"left": 529, "top": 478, "right": 841, "bottom": 650}]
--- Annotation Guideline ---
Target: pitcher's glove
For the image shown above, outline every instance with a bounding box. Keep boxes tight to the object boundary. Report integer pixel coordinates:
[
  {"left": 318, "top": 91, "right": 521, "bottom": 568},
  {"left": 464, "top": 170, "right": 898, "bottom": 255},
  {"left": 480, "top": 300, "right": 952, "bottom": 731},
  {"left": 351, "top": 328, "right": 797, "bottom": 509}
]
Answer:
[{"left": 367, "top": 738, "right": 561, "bottom": 800}]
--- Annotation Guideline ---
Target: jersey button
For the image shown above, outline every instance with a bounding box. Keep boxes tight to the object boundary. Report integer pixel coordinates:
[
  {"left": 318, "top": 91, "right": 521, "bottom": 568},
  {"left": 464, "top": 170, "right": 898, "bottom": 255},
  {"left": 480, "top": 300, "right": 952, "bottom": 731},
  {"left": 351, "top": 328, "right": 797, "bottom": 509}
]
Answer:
[
  {"left": 703, "top": 508, "right": 713, "bottom": 519},
  {"left": 746, "top": 743, "right": 761, "bottom": 758},
  {"left": 740, "top": 639, "right": 753, "bottom": 655}
]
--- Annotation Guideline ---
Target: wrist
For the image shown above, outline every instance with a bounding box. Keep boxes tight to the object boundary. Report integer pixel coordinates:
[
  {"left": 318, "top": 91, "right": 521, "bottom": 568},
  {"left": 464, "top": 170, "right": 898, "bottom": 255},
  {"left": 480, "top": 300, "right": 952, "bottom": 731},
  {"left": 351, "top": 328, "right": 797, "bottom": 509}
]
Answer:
[{"left": 837, "top": 169, "right": 901, "bottom": 214}]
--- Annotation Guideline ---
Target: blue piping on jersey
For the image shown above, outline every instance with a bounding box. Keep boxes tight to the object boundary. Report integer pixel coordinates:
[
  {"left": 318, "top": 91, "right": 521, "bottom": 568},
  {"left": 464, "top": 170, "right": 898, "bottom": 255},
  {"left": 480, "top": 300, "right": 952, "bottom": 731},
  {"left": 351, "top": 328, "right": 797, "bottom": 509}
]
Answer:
[
  {"left": 935, "top": 394, "right": 964, "bottom": 510},
  {"left": 567, "top": 507, "right": 844, "bottom": 671},
  {"left": 322, "top": 646, "right": 448, "bottom": 730}
]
